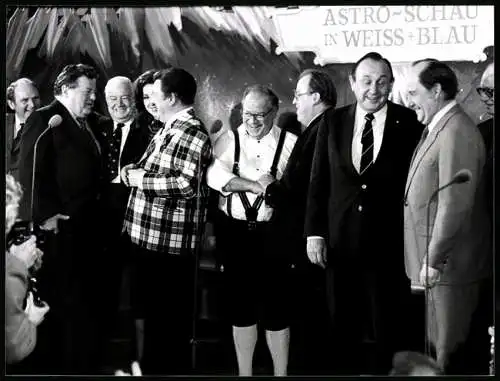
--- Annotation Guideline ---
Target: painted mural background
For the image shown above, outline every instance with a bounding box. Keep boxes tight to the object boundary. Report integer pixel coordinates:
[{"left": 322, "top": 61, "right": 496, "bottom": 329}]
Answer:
[{"left": 6, "top": 6, "right": 493, "bottom": 140}]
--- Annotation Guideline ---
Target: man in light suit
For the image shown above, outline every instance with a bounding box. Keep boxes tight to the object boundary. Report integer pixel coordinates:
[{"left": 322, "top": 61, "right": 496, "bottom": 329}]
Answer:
[
  {"left": 305, "top": 52, "right": 423, "bottom": 375},
  {"left": 5, "top": 78, "right": 41, "bottom": 179},
  {"left": 93, "top": 76, "right": 150, "bottom": 369},
  {"left": 404, "top": 59, "right": 490, "bottom": 373},
  {"left": 121, "top": 67, "right": 212, "bottom": 375},
  {"left": 16, "top": 64, "right": 105, "bottom": 374}
]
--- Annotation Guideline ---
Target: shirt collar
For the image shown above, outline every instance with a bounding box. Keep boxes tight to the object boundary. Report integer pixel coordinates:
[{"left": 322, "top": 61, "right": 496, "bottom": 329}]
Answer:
[
  {"left": 163, "top": 106, "right": 194, "bottom": 130},
  {"left": 240, "top": 123, "right": 279, "bottom": 143},
  {"left": 307, "top": 108, "right": 329, "bottom": 128},
  {"left": 427, "top": 100, "right": 457, "bottom": 133},
  {"left": 55, "top": 95, "right": 85, "bottom": 126},
  {"left": 355, "top": 102, "right": 388, "bottom": 124},
  {"left": 113, "top": 118, "right": 132, "bottom": 130},
  {"left": 14, "top": 114, "right": 22, "bottom": 134}
]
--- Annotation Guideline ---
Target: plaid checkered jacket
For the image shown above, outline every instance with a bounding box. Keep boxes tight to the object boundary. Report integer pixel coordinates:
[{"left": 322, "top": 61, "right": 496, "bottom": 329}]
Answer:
[{"left": 123, "top": 109, "right": 212, "bottom": 254}]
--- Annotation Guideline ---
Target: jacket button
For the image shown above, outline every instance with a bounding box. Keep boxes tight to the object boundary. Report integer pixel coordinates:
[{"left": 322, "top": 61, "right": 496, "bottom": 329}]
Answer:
[
  {"left": 361, "top": 184, "right": 367, "bottom": 190},
  {"left": 358, "top": 205, "right": 363, "bottom": 212}
]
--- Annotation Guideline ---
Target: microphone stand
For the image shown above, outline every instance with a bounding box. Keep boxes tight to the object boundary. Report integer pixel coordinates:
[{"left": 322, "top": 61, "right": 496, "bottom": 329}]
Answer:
[
  {"left": 424, "top": 177, "right": 469, "bottom": 360},
  {"left": 30, "top": 124, "right": 55, "bottom": 222},
  {"left": 190, "top": 147, "right": 207, "bottom": 371}
]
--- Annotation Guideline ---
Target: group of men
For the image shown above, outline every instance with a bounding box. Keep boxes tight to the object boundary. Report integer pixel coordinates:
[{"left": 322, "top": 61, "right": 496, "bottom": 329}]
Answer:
[{"left": 4, "top": 51, "right": 493, "bottom": 376}]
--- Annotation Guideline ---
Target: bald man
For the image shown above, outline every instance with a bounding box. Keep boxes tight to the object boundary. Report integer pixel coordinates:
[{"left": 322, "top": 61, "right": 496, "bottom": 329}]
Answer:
[
  {"left": 93, "top": 76, "right": 150, "bottom": 368},
  {"left": 6, "top": 78, "right": 41, "bottom": 179}
]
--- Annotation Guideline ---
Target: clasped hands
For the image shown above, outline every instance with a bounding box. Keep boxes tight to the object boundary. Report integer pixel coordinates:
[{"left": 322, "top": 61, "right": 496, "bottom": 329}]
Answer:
[
  {"left": 121, "top": 163, "right": 146, "bottom": 187},
  {"left": 251, "top": 173, "right": 275, "bottom": 195}
]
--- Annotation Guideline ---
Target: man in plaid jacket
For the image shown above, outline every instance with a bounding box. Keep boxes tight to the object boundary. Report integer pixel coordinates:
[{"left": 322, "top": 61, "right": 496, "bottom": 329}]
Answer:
[{"left": 121, "top": 67, "right": 212, "bottom": 375}]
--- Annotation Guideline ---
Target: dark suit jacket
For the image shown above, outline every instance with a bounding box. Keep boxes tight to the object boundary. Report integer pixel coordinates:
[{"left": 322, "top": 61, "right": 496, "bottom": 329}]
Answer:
[
  {"left": 5, "top": 113, "right": 17, "bottom": 176},
  {"left": 477, "top": 118, "right": 493, "bottom": 222},
  {"left": 17, "top": 100, "right": 104, "bottom": 224},
  {"left": 93, "top": 115, "right": 150, "bottom": 216},
  {"left": 265, "top": 110, "right": 327, "bottom": 262},
  {"left": 305, "top": 102, "right": 422, "bottom": 266}
]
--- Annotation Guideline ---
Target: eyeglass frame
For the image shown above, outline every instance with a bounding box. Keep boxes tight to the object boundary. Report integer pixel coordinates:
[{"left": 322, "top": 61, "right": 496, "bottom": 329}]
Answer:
[
  {"left": 477, "top": 87, "right": 494, "bottom": 99},
  {"left": 242, "top": 107, "right": 275, "bottom": 121}
]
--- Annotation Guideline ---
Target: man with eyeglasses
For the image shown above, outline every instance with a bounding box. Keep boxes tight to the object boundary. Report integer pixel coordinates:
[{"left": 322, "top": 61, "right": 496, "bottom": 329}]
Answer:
[
  {"left": 207, "top": 85, "right": 297, "bottom": 376},
  {"left": 92, "top": 76, "right": 150, "bottom": 371},
  {"left": 16, "top": 64, "right": 106, "bottom": 374},
  {"left": 260, "top": 69, "right": 337, "bottom": 374},
  {"left": 460, "top": 60, "right": 495, "bottom": 375},
  {"left": 304, "top": 52, "right": 423, "bottom": 375}
]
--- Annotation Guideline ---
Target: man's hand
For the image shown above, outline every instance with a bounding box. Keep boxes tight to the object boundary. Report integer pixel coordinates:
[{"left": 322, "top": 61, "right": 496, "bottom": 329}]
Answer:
[
  {"left": 128, "top": 169, "right": 146, "bottom": 188},
  {"left": 121, "top": 163, "right": 138, "bottom": 187},
  {"left": 40, "top": 213, "right": 70, "bottom": 234},
  {"left": 306, "top": 237, "right": 327, "bottom": 269},
  {"left": 257, "top": 173, "right": 275, "bottom": 189},
  {"left": 250, "top": 180, "right": 265, "bottom": 195},
  {"left": 9, "top": 235, "right": 38, "bottom": 268},
  {"left": 419, "top": 264, "right": 441, "bottom": 288},
  {"left": 32, "top": 248, "right": 44, "bottom": 272},
  {"left": 24, "top": 292, "right": 50, "bottom": 325}
]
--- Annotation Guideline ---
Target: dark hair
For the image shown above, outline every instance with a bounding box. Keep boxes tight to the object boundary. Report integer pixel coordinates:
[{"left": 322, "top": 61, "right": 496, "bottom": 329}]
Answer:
[
  {"left": 242, "top": 84, "right": 279, "bottom": 110},
  {"left": 351, "top": 52, "right": 394, "bottom": 82},
  {"left": 299, "top": 69, "right": 337, "bottom": 108},
  {"left": 133, "top": 69, "right": 157, "bottom": 114},
  {"left": 152, "top": 67, "right": 197, "bottom": 106},
  {"left": 412, "top": 59, "right": 458, "bottom": 100},
  {"left": 7, "top": 78, "right": 38, "bottom": 103},
  {"left": 53, "top": 64, "right": 98, "bottom": 96}
]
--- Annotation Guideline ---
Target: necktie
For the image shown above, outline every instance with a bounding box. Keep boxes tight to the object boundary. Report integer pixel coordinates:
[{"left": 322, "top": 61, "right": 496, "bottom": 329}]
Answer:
[
  {"left": 12, "top": 123, "right": 25, "bottom": 150},
  {"left": 108, "top": 123, "right": 124, "bottom": 181},
  {"left": 416, "top": 127, "right": 429, "bottom": 152},
  {"left": 360, "top": 113, "right": 375, "bottom": 175}
]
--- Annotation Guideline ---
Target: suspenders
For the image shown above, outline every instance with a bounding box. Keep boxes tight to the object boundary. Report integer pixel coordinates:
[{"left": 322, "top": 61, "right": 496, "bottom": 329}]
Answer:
[{"left": 226, "top": 128, "right": 287, "bottom": 230}]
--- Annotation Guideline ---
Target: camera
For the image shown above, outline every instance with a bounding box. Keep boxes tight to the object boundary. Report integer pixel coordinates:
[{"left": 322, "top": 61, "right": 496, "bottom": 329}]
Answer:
[
  {"left": 6, "top": 220, "right": 47, "bottom": 249},
  {"left": 7, "top": 220, "right": 47, "bottom": 308}
]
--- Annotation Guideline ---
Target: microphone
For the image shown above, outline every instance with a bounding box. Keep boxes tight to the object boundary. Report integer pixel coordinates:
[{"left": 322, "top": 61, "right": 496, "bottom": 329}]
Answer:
[
  {"left": 423, "top": 168, "right": 471, "bottom": 357},
  {"left": 30, "top": 115, "right": 63, "bottom": 221}
]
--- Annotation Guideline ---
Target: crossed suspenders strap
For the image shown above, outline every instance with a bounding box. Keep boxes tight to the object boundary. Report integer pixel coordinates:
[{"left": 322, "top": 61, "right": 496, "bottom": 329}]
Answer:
[{"left": 226, "top": 128, "right": 287, "bottom": 229}]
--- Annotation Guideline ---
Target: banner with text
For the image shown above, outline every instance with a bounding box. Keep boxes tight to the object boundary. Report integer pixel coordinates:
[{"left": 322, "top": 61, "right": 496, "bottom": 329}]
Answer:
[{"left": 272, "top": 5, "right": 494, "bottom": 64}]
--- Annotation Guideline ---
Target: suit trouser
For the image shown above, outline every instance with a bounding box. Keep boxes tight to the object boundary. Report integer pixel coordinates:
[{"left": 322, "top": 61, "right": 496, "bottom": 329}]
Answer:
[{"left": 427, "top": 281, "right": 482, "bottom": 371}]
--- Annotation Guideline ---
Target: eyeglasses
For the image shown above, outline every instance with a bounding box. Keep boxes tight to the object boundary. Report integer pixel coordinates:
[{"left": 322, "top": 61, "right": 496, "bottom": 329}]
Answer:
[
  {"left": 242, "top": 108, "right": 274, "bottom": 121},
  {"left": 477, "top": 87, "right": 494, "bottom": 99},
  {"left": 293, "top": 91, "right": 314, "bottom": 100},
  {"left": 107, "top": 95, "right": 132, "bottom": 103}
]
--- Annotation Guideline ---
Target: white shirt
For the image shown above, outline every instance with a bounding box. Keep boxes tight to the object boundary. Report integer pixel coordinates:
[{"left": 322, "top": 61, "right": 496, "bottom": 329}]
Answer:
[
  {"left": 351, "top": 103, "right": 388, "bottom": 173},
  {"left": 207, "top": 124, "right": 297, "bottom": 221},
  {"left": 427, "top": 100, "right": 457, "bottom": 133},
  {"left": 14, "top": 115, "right": 23, "bottom": 139},
  {"left": 111, "top": 119, "right": 132, "bottom": 184}
]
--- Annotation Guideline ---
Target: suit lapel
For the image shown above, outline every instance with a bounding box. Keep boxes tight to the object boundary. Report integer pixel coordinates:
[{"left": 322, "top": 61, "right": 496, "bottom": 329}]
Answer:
[
  {"left": 340, "top": 104, "right": 357, "bottom": 177},
  {"left": 5, "top": 113, "right": 15, "bottom": 154},
  {"left": 405, "top": 104, "right": 461, "bottom": 195},
  {"left": 54, "top": 101, "right": 101, "bottom": 159},
  {"left": 375, "top": 102, "right": 398, "bottom": 166}
]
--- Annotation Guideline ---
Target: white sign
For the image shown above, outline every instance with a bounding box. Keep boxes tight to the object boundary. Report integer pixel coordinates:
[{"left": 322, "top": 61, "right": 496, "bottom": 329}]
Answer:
[{"left": 272, "top": 5, "right": 494, "bottom": 64}]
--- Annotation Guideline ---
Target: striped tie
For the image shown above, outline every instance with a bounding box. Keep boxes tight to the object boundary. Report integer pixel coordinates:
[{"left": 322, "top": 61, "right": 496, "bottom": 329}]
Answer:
[{"left": 360, "top": 113, "right": 375, "bottom": 175}]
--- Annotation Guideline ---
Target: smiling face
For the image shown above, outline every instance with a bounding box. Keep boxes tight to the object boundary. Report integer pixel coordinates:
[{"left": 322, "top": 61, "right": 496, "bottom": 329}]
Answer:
[
  {"left": 63, "top": 76, "right": 96, "bottom": 118},
  {"left": 479, "top": 63, "right": 494, "bottom": 117},
  {"left": 349, "top": 58, "right": 393, "bottom": 113},
  {"left": 241, "top": 91, "right": 277, "bottom": 140},
  {"left": 406, "top": 62, "right": 440, "bottom": 125},
  {"left": 106, "top": 80, "right": 134, "bottom": 123},
  {"left": 7, "top": 81, "right": 41, "bottom": 122},
  {"left": 142, "top": 83, "right": 159, "bottom": 119}
]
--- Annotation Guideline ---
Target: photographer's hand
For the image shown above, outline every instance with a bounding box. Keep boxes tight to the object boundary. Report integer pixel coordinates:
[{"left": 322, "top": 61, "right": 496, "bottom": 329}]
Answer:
[
  {"left": 24, "top": 292, "right": 50, "bottom": 325},
  {"left": 32, "top": 248, "right": 44, "bottom": 272},
  {"left": 9, "top": 235, "right": 38, "bottom": 268},
  {"left": 41, "top": 213, "right": 70, "bottom": 234}
]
